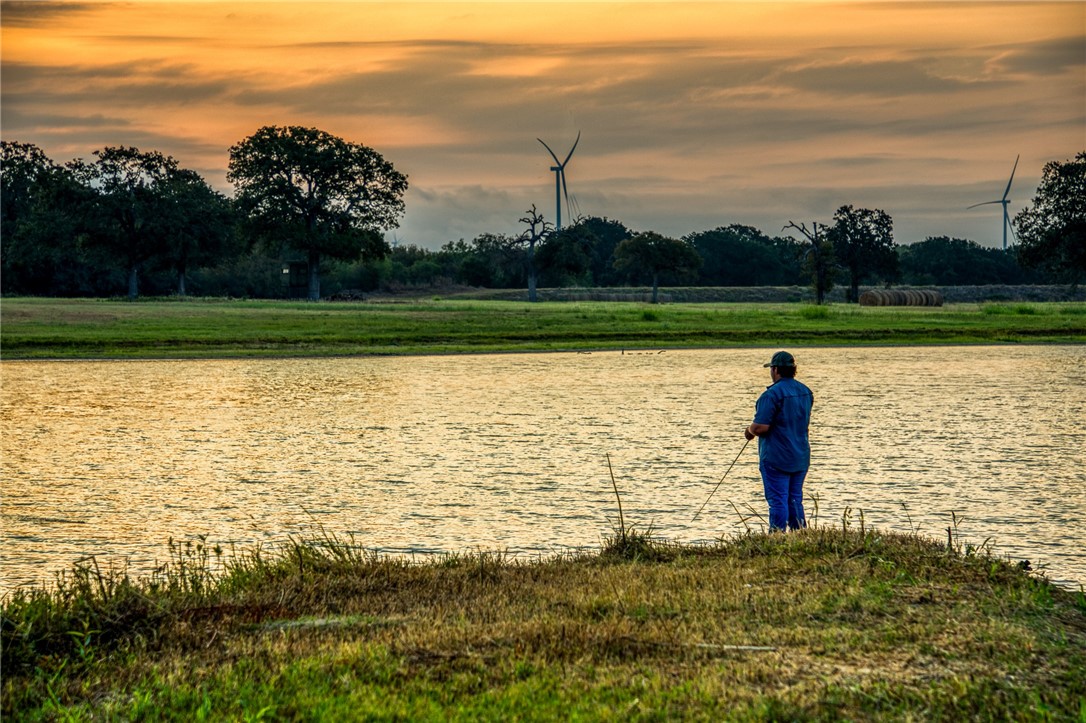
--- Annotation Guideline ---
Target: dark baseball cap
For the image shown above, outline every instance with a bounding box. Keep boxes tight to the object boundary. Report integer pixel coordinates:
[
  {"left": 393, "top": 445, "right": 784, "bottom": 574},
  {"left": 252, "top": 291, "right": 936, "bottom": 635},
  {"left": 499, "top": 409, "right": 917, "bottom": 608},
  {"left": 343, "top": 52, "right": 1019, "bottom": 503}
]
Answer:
[{"left": 763, "top": 351, "right": 796, "bottom": 368}]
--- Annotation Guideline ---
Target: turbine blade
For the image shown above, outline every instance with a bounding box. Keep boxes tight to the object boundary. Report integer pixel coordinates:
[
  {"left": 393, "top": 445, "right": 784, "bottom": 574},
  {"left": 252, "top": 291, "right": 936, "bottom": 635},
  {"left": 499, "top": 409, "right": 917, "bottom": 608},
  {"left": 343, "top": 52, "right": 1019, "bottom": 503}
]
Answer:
[
  {"left": 562, "top": 130, "right": 581, "bottom": 167},
  {"left": 967, "top": 200, "right": 1001, "bottom": 209},
  {"left": 537, "top": 138, "right": 562, "bottom": 166},
  {"left": 1002, "top": 154, "right": 1020, "bottom": 201},
  {"left": 561, "top": 170, "right": 570, "bottom": 215}
]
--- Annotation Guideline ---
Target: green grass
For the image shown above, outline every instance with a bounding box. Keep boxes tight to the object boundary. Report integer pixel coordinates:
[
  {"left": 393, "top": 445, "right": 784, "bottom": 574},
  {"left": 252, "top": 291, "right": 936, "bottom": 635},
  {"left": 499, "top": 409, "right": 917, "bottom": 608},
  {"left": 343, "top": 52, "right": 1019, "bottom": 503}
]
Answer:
[
  {"left": 2, "top": 297, "right": 1084, "bottom": 359},
  {"left": 983, "top": 302, "right": 1042, "bottom": 315},
  {"left": 3, "top": 525, "right": 1084, "bottom": 720}
]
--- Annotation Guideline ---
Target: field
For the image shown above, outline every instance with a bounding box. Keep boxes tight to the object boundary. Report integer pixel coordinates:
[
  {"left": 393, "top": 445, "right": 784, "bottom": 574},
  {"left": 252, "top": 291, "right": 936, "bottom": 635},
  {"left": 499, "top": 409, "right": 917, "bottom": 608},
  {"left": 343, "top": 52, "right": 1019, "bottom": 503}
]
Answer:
[
  {"left": 3, "top": 523, "right": 1084, "bottom": 721},
  {"left": 2, "top": 296, "right": 1085, "bottom": 359}
]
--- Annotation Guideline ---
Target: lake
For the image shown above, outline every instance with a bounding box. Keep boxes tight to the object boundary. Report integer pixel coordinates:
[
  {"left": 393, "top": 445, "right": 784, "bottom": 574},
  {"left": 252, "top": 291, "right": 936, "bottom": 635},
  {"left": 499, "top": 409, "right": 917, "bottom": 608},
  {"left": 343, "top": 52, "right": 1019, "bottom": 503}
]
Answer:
[{"left": 2, "top": 345, "right": 1084, "bottom": 592}]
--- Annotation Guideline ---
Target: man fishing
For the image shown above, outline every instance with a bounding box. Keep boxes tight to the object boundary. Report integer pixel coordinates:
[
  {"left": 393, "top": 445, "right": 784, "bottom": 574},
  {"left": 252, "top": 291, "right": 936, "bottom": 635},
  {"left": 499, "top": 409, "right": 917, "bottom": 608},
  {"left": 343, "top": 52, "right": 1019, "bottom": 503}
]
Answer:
[{"left": 745, "top": 351, "right": 814, "bottom": 532}]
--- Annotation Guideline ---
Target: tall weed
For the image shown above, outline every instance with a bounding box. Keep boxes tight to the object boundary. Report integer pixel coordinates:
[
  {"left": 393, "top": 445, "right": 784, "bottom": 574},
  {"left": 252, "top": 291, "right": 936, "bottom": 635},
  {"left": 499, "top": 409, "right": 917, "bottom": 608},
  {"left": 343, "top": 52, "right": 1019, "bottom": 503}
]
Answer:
[{"left": 599, "top": 455, "right": 669, "bottom": 561}]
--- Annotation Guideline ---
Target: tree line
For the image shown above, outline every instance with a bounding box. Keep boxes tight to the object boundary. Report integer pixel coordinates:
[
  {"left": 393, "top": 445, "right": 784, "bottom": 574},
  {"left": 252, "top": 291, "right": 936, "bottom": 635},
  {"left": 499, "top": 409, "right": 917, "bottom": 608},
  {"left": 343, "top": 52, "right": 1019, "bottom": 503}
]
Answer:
[{"left": 3, "top": 130, "right": 1082, "bottom": 301}]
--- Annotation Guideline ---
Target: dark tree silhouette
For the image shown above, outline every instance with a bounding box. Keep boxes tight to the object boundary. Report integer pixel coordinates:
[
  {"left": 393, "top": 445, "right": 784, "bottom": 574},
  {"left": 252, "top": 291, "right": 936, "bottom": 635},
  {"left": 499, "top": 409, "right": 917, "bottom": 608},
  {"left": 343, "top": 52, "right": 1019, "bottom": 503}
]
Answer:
[
  {"left": 578, "top": 216, "right": 633, "bottom": 286},
  {"left": 536, "top": 224, "right": 597, "bottom": 287},
  {"left": 784, "top": 221, "right": 836, "bottom": 305},
  {"left": 517, "top": 204, "right": 552, "bottom": 301},
  {"left": 67, "top": 147, "right": 184, "bottom": 300},
  {"left": 826, "top": 205, "right": 897, "bottom": 302},
  {"left": 1, "top": 141, "right": 92, "bottom": 295},
  {"left": 898, "top": 236, "right": 1034, "bottom": 286},
  {"left": 228, "top": 126, "right": 407, "bottom": 300},
  {"left": 159, "top": 169, "right": 238, "bottom": 296},
  {"left": 687, "top": 224, "right": 804, "bottom": 286},
  {"left": 612, "top": 231, "right": 701, "bottom": 303},
  {"left": 1014, "top": 151, "right": 1086, "bottom": 285}
]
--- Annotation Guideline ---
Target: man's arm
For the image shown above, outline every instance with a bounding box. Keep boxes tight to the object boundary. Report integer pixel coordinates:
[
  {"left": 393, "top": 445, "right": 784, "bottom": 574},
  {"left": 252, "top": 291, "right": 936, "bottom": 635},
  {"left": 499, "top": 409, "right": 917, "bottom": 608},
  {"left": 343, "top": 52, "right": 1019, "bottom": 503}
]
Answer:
[{"left": 745, "top": 423, "right": 770, "bottom": 441}]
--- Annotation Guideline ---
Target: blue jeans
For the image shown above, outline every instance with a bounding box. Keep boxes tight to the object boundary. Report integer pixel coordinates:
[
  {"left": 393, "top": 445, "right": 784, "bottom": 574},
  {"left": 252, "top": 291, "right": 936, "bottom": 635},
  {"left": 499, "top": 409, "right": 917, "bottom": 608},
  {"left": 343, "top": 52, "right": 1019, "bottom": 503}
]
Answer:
[{"left": 760, "top": 462, "right": 807, "bottom": 531}]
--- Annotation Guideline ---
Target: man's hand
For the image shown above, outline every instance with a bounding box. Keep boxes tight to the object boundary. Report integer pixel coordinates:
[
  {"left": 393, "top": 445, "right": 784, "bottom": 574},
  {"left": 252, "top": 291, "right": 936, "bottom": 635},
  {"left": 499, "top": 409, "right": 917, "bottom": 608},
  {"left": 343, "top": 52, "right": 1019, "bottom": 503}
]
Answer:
[{"left": 746, "top": 423, "right": 770, "bottom": 440}]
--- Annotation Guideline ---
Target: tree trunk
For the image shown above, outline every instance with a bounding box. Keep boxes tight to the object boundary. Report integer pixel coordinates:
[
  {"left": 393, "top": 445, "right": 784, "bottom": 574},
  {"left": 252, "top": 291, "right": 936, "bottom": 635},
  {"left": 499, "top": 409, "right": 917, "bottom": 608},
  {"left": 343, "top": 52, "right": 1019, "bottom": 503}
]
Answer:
[
  {"left": 307, "top": 249, "right": 321, "bottom": 301},
  {"left": 127, "top": 264, "right": 139, "bottom": 301},
  {"left": 527, "top": 244, "right": 538, "bottom": 302},
  {"left": 177, "top": 268, "right": 187, "bottom": 297}
]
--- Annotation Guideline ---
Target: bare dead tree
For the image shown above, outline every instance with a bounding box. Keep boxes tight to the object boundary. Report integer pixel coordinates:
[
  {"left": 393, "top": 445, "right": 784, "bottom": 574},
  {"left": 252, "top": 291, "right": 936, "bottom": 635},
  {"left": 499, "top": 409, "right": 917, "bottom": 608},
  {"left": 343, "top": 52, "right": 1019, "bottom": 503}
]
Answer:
[
  {"left": 519, "top": 204, "right": 553, "bottom": 302},
  {"left": 784, "top": 221, "right": 837, "bottom": 305}
]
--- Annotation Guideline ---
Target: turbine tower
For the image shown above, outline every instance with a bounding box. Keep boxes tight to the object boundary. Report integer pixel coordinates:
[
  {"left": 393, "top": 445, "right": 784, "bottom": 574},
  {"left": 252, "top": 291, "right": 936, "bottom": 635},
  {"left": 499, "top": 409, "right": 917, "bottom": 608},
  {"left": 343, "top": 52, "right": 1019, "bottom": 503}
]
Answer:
[
  {"left": 969, "top": 154, "right": 1020, "bottom": 251},
  {"left": 537, "top": 131, "right": 580, "bottom": 230}
]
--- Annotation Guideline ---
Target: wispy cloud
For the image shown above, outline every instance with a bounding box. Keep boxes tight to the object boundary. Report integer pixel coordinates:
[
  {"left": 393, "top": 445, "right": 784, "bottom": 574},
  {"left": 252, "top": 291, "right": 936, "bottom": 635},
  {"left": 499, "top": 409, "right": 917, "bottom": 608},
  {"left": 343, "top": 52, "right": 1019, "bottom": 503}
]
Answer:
[
  {"left": 2, "top": 1, "right": 1082, "bottom": 247},
  {"left": 0, "top": 1, "right": 99, "bottom": 28}
]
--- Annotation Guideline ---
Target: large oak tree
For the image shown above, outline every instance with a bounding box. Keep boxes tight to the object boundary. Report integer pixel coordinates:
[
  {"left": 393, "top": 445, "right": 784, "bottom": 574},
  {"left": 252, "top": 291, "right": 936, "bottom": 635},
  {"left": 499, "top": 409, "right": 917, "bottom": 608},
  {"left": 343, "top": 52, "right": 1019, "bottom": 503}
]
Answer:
[
  {"left": 65, "top": 147, "right": 236, "bottom": 299},
  {"left": 228, "top": 126, "right": 408, "bottom": 301},
  {"left": 1014, "top": 151, "right": 1086, "bottom": 285},
  {"left": 68, "top": 147, "right": 183, "bottom": 300},
  {"left": 826, "top": 205, "right": 898, "bottom": 303}
]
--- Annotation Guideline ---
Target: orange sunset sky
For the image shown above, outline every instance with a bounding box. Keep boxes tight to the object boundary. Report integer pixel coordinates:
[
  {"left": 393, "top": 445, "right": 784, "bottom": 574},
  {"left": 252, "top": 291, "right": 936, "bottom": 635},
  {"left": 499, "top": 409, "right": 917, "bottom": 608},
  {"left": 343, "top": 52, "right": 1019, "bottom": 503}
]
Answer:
[{"left": 2, "top": 1, "right": 1084, "bottom": 249}]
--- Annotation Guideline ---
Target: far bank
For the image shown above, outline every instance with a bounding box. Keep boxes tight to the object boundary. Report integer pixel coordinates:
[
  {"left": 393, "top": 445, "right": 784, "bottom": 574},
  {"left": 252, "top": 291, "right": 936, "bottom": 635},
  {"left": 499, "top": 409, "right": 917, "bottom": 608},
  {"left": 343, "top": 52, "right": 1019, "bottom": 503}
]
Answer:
[{"left": 2, "top": 294, "right": 1084, "bottom": 360}]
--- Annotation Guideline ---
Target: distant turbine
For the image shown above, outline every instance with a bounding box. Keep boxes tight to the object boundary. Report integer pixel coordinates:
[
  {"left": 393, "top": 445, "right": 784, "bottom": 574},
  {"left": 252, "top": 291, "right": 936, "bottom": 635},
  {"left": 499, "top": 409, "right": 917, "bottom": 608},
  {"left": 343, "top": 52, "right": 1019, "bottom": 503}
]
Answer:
[
  {"left": 537, "top": 131, "right": 580, "bottom": 230},
  {"left": 969, "top": 154, "right": 1020, "bottom": 251}
]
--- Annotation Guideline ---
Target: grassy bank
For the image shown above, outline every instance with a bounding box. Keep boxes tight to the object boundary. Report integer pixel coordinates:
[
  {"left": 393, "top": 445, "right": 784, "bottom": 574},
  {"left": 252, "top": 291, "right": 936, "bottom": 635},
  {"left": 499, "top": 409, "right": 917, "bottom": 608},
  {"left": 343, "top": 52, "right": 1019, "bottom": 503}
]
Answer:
[
  {"left": 3, "top": 524, "right": 1084, "bottom": 720},
  {"left": 2, "top": 297, "right": 1084, "bottom": 359}
]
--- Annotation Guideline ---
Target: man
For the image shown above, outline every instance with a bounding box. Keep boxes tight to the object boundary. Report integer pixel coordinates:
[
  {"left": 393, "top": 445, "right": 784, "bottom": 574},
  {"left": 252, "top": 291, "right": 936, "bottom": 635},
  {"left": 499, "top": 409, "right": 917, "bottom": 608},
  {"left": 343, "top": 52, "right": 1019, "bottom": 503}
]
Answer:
[{"left": 745, "top": 351, "right": 813, "bottom": 532}]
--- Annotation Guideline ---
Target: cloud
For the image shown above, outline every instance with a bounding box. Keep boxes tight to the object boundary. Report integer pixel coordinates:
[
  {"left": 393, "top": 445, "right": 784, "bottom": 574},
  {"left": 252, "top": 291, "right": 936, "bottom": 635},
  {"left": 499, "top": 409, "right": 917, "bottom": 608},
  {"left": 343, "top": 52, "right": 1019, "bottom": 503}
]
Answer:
[
  {"left": 0, "top": 1, "right": 97, "bottom": 27},
  {"left": 2, "top": 1, "right": 1081, "bottom": 250},
  {"left": 778, "top": 58, "right": 983, "bottom": 97},
  {"left": 989, "top": 35, "right": 1086, "bottom": 76},
  {"left": 2, "top": 60, "right": 237, "bottom": 106},
  {"left": 396, "top": 184, "right": 531, "bottom": 245}
]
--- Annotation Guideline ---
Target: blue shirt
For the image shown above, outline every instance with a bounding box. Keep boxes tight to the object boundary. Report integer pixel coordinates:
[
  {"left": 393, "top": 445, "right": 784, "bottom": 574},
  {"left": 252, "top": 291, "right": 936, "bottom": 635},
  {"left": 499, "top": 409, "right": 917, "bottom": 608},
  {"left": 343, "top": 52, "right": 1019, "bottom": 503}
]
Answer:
[{"left": 753, "top": 377, "right": 813, "bottom": 472}]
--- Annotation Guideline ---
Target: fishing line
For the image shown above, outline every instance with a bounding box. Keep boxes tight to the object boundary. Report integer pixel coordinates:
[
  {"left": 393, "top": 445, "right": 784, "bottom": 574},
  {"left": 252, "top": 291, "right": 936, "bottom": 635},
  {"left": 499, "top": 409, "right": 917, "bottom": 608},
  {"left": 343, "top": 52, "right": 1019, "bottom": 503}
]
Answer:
[{"left": 691, "top": 437, "right": 751, "bottom": 522}]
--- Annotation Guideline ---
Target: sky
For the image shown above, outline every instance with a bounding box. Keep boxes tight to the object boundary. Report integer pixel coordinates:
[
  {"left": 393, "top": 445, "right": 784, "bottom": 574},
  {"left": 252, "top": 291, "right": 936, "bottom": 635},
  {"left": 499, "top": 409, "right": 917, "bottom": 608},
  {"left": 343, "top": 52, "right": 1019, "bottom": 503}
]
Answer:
[{"left": 2, "top": 1, "right": 1084, "bottom": 250}]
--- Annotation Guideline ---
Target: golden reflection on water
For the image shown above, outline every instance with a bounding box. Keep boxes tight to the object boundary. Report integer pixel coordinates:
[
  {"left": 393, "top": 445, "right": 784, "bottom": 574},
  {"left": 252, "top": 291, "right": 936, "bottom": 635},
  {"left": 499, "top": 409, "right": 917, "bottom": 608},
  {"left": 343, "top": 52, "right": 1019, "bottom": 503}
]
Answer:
[{"left": 2, "top": 346, "right": 1084, "bottom": 592}]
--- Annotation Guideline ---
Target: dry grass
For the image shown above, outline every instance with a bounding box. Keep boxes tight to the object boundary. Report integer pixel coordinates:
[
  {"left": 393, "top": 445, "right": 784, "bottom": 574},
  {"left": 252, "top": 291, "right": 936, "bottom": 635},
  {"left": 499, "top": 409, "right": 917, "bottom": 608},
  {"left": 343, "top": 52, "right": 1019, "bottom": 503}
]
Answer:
[{"left": 4, "top": 524, "right": 1084, "bottom": 720}]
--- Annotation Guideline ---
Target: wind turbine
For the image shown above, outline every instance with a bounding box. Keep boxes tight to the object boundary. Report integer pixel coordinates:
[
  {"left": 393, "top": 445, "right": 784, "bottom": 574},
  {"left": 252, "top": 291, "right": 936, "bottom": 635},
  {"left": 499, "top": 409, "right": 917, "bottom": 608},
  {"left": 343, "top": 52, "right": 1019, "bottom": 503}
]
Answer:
[
  {"left": 969, "top": 154, "right": 1020, "bottom": 250},
  {"left": 537, "top": 131, "right": 580, "bottom": 230}
]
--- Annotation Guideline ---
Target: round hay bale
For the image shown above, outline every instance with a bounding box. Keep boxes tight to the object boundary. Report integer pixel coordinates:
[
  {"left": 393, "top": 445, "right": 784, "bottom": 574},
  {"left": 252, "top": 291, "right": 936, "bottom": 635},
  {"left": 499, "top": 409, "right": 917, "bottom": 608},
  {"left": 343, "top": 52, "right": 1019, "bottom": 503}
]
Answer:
[
  {"left": 859, "top": 290, "right": 880, "bottom": 306},
  {"left": 859, "top": 289, "right": 945, "bottom": 306}
]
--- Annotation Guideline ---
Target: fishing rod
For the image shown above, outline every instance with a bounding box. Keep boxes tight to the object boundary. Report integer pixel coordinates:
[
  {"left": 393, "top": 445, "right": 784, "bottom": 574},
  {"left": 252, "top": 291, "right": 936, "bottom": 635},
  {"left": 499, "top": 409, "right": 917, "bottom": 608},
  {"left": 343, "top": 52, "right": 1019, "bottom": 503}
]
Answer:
[{"left": 691, "top": 437, "right": 750, "bottom": 522}]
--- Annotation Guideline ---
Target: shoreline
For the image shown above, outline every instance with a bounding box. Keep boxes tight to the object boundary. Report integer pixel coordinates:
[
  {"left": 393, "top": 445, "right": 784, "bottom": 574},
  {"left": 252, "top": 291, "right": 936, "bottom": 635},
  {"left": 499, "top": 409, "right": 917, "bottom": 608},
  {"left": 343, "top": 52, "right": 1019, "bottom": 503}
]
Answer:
[{"left": 2, "top": 337, "right": 1084, "bottom": 364}]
